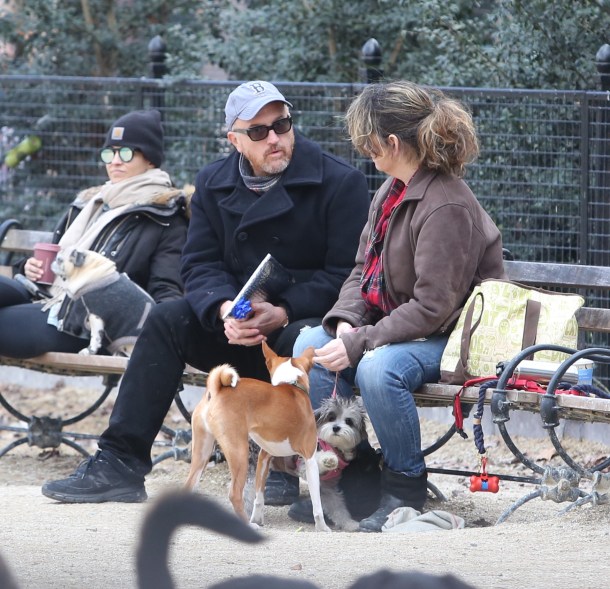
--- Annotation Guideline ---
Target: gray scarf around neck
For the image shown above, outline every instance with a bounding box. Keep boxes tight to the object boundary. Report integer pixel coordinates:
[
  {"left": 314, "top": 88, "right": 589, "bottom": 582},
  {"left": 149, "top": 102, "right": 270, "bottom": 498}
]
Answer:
[{"left": 239, "top": 154, "right": 282, "bottom": 193}]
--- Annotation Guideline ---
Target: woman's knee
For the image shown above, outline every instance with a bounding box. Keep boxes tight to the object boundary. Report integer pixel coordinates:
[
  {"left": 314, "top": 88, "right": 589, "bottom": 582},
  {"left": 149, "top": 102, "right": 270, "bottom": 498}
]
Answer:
[
  {"left": 0, "top": 275, "right": 31, "bottom": 307},
  {"left": 293, "top": 324, "right": 330, "bottom": 355},
  {"left": 356, "top": 341, "right": 442, "bottom": 396},
  {"left": 355, "top": 349, "right": 396, "bottom": 394}
]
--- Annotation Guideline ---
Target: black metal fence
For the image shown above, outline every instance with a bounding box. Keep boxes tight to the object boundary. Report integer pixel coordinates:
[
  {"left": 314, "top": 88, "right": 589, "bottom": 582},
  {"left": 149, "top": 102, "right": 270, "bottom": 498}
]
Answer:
[{"left": 1, "top": 75, "right": 609, "bottom": 269}]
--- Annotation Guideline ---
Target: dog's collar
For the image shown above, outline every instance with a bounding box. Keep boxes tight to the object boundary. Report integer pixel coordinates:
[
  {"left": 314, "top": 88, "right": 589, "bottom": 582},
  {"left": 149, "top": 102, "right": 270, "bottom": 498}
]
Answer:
[{"left": 289, "top": 381, "right": 309, "bottom": 395}]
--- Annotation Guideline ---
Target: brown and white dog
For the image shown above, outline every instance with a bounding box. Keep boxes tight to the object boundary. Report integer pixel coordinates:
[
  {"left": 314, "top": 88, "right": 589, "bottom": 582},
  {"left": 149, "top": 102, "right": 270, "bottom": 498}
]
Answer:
[
  {"left": 51, "top": 247, "right": 155, "bottom": 356},
  {"left": 185, "top": 341, "right": 331, "bottom": 532}
]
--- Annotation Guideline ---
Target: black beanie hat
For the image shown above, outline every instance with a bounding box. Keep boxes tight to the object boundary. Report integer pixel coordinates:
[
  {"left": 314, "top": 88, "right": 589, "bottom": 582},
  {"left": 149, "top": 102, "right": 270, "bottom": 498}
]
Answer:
[{"left": 103, "top": 109, "right": 164, "bottom": 167}]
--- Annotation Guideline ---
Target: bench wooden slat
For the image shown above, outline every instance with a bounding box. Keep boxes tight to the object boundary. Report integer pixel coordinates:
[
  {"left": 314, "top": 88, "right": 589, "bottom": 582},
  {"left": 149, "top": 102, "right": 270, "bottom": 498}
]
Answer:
[
  {"left": 0, "top": 352, "right": 207, "bottom": 383},
  {"left": 575, "top": 307, "right": 610, "bottom": 333},
  {"left": 416, "top": 383, "right": 610, "bottom": 424},
  {"left": 0, "top": 353, "right": 129, "bottom": 377},
  {"left": 504, "top": 259, "right": 610, "bottom": 289},
  {"left": 1, "top": 229, "right": 53, "bottom": 253}
]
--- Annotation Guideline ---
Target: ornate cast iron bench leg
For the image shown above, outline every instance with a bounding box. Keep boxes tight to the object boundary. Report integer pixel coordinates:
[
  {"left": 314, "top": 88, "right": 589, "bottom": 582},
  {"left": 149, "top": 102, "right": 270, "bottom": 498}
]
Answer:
[
  {"left": 0, "top": 374, "right": 119, "bottom": 458},
  {"left": 152, "top": 385, "right": 194, "bottom": 466},
  {"left": 492, "top": 344, "right": 610, "bottom": 523}
]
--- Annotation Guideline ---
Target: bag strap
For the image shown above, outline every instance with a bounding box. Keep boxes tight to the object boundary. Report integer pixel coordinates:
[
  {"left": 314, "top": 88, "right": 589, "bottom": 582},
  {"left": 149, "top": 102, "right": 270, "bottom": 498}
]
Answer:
[
  {"left": 455, "top": 291, "right": 484, "bottom": 381},
  {"left": 522, "top": 299, "right": 541, "bottom": 360}
]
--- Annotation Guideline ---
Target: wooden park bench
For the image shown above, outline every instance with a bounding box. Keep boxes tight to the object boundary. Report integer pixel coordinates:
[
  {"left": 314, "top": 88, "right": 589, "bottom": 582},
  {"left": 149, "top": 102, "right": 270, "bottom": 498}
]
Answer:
[
  {"left": 2, "top": 219, "right": 610, "bottom": 521},
  {"left": 0, "top": 219, "right": 206, "bottom": 464}
]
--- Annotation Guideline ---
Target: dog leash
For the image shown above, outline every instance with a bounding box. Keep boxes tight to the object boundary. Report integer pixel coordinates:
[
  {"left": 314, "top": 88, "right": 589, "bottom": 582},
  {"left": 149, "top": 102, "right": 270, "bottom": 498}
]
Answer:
[{"left": 331, "top": 371, "right": 339, "bottom": 398}]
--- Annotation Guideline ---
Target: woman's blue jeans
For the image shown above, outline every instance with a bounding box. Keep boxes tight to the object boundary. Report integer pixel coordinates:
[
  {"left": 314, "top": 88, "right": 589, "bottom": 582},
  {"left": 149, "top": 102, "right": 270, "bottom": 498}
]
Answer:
[{"left": 294, "top": 326, "right": 448, "bottom": 477}]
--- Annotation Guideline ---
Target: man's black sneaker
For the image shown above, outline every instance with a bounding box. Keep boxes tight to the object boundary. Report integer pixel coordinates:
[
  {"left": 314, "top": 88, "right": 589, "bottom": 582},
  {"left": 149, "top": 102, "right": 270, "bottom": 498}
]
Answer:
[
  {"left": 264, "top": 471, "right": 300, "bottom": 506},
  {"left": 41, "top": 449, "right": 147, "bottom": 504}
]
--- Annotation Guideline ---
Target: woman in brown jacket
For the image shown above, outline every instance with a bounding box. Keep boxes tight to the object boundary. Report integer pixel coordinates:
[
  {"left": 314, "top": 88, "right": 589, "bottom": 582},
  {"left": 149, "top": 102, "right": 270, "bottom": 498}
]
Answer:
[{"left": 293, "top": 80, "right": 505, "bottom": 532}]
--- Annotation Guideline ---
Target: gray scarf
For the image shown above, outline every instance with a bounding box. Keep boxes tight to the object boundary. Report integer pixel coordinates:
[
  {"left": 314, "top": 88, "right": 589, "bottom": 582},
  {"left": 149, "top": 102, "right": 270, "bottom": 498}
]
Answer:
[{"left": 239, "top": 154, "right": 282, "bottom": 193}]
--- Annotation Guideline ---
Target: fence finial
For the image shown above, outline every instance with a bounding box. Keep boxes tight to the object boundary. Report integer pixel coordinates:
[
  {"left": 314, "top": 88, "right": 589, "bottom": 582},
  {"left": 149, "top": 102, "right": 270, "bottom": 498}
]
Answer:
[
  {"left": 360, "top": 38, "right": 383, "bottom": 84},
  {"left": 148, "top": 35, "right": 168, "bottom": 79},
  {"left": 595, "top": 44, "right": 610, "bottom": 91}
]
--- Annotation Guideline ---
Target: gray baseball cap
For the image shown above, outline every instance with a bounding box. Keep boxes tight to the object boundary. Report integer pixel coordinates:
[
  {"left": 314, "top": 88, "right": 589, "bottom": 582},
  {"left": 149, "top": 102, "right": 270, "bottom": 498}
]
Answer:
[{"left": 225, "top": 81, "right": 292, "bottom": 131}]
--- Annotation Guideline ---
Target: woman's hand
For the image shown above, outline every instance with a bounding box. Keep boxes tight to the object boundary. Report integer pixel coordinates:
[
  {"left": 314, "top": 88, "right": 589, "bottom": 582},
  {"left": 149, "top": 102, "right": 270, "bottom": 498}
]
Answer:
[
  {"left": 336, "top": 320, "right": 353, "bottom": 337},
  {"left": 23, "top": 256, "right": 44, "bottom": 282},
  {"left": 314, "top": 337, "right": 351, "bottom": 372}
]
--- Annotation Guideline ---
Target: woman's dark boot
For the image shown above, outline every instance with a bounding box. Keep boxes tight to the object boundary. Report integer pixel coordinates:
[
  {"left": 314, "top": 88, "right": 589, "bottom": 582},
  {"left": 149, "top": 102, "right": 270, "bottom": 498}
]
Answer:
[{"left": 358, "top": 467, "right": 428, "bottom": 533}]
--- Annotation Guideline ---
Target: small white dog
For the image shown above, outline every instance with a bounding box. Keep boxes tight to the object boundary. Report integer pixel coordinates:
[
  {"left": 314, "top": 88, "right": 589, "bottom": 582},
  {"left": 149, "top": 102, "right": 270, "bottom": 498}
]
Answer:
[
  {"left": 50, "top": 247, "right": 155, "bottom": 356},
  {"left": 277, "top": 395, "right": 368, "bottom": 531}
]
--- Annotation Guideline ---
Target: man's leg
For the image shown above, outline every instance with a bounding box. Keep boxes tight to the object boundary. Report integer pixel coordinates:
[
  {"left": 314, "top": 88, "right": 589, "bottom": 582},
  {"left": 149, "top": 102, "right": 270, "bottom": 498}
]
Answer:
[
  {"left": 98, "top": 300, "right": 206, "bottom": 474},
  {"left": 41, "top": 299, "right": 253, "bottom": 503}
]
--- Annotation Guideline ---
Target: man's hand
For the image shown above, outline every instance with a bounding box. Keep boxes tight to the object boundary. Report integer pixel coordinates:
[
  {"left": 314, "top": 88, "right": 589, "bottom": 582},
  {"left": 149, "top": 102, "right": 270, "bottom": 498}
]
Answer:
[
  {"left": 314, "top": 337, "right": 350, "bottom": 371},
  {"left": 222, "top": 301, "right": 288, "bottom": 346}
]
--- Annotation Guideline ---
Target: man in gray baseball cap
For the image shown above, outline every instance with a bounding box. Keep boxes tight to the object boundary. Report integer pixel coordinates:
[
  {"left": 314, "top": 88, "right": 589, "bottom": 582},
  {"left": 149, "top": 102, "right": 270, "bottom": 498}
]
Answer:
[{"left": 42, "top": 80, "right": 372, "bottom": 514}]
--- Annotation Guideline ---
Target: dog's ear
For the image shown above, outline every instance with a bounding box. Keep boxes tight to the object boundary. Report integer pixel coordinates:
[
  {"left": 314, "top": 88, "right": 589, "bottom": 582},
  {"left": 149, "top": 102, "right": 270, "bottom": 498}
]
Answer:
[
  {"left": 300, "top": 346, "right": 315, "bottom": 364},
  {"left": 261, "top": 340, "right": 277, "bottom": 362},
  {"left": 261, "top": 340, "right": 279, "bottom": 375},
  {"left": 293, "top": 346, "right": 315, "bottom": 373},
  {"left": 70, "top": 250, "right": 87, "bottom": 267}
]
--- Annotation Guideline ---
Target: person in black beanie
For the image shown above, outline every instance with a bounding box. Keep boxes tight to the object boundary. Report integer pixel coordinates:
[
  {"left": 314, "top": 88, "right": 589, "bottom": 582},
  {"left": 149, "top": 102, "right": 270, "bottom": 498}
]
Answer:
[
  {"left": 102, "top": 109, "right": 165, "bottom": 168},
  {"left": 0, "top": 109, "right": 190, "bottom": 358}
]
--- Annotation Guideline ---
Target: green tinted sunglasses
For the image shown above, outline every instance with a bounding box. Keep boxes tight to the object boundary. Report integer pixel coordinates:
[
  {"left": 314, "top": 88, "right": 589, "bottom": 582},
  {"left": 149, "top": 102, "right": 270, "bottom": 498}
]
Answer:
[{"left": 100, "top": 146, "right": 136, "bottom": 164}]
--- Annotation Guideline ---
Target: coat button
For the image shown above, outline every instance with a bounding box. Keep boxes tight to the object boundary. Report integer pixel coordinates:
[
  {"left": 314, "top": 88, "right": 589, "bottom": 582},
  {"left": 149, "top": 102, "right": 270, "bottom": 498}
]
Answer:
[{"left": 237, "top": 232, "right": 248, "bottom": 241}]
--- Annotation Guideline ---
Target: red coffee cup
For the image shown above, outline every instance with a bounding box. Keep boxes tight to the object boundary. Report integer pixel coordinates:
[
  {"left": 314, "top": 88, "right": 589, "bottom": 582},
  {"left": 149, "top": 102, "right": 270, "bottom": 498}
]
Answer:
[{"left": 34, "top": 243, "right": 61, "bottom": 285}]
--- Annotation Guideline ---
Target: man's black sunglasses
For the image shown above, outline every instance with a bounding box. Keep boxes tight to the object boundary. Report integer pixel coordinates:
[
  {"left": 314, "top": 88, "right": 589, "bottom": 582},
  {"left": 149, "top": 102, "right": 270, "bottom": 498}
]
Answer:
[{"left": 231, "top": 116, "right": 293, "bottom": 142}]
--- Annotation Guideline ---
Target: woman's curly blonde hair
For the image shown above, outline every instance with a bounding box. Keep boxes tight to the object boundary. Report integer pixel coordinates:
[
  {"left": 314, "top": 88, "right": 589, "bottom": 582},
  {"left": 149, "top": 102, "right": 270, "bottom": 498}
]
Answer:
[{"left": 345, "top": 80, "right": 479, "bottom": 178}]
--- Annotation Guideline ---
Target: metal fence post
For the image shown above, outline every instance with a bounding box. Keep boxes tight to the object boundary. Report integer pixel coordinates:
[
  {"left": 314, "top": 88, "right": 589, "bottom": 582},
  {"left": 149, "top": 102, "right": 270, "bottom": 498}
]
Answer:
[
  {"left": 148, "top": 35, "right": 167, "bottom": 111},
  {"left": 149, "top": 35, "right": 168, "bottom": 79},
  {"left": 586, "top": 44, "right": 610, "bottom": 294},
  {"left": 359, "top": 38, "right": 383, "bottom": 84},
  {"left": 596, "top": 44, "right": 610, "bottom": 91},
  {"left": 358, "top": 39, "right": 384, "bottom": 195}
]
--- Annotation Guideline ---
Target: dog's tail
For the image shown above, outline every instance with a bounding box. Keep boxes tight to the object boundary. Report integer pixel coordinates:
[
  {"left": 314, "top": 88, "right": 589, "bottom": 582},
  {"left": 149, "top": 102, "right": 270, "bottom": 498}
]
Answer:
[
  {"left": 206, "top": 364, "right": 239, "bottom": 396},
  {"left": 137, "top": 491, "right": 262, "bottom": 589}
]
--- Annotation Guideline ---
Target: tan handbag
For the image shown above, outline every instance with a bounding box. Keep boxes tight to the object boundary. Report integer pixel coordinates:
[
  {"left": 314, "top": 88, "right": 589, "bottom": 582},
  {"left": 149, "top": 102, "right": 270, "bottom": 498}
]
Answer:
[{"left": 440, "top": 279, "right": 584, "bottom": 384}]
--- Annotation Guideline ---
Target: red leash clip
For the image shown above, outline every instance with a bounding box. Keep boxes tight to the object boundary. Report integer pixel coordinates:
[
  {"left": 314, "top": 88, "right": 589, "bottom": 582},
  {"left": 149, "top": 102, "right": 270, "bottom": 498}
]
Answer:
[{"left": 469, "top": 456, "right": 500, "bottom": 493}]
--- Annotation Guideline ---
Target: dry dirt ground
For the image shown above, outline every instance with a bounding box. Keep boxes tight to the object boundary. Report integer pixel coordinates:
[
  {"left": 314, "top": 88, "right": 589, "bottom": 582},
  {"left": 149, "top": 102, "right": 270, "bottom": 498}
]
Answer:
[{"left": 1, "top": 380, "right": 610, "bottom": 589}]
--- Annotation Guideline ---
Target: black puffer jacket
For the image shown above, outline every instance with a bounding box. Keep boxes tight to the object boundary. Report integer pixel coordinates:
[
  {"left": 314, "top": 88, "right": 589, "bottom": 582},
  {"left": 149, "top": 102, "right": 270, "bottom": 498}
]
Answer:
[{"left": 17, "top": 187, "right": 190, "bottom": 303}]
